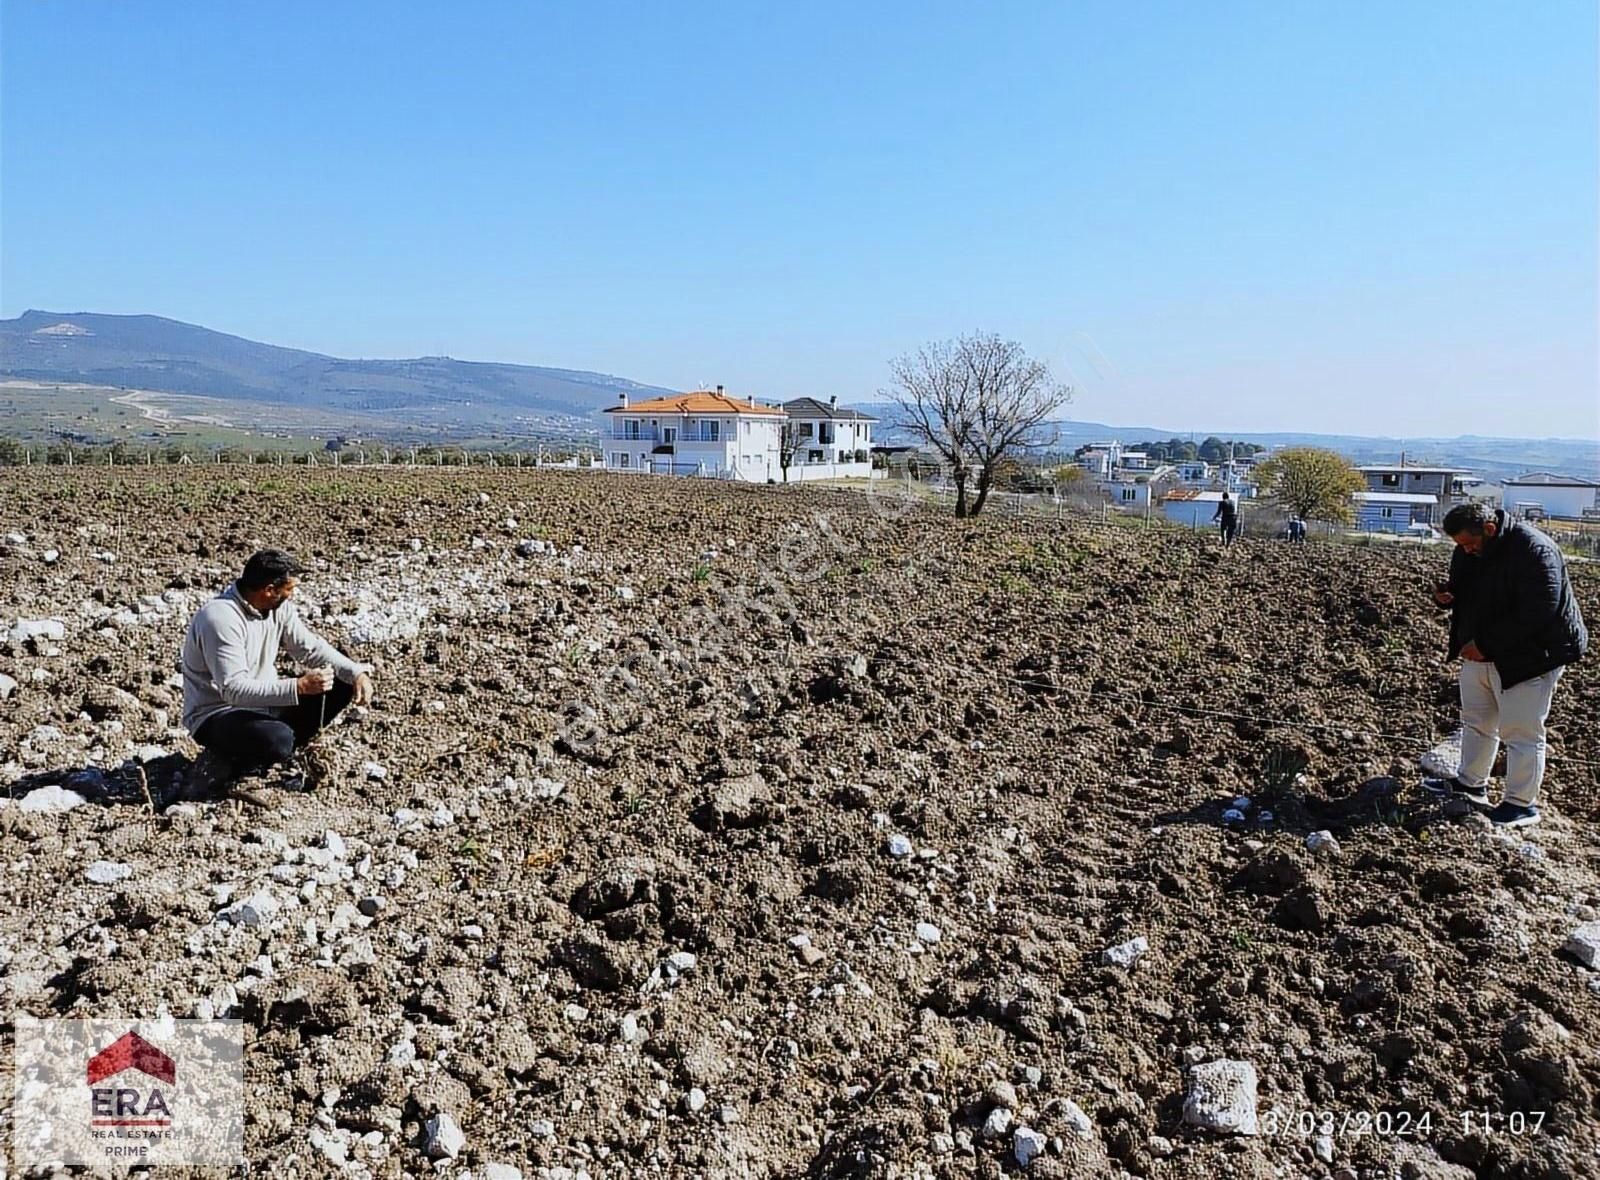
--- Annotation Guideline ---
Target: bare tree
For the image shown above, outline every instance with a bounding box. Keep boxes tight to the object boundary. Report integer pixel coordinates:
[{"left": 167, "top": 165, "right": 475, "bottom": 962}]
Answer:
[
  {"left": 779, "top": 421, "right": 799, "bottom": 483},
  {"left": 886, "top": 333, "right": 1070, "bottom": 517}
]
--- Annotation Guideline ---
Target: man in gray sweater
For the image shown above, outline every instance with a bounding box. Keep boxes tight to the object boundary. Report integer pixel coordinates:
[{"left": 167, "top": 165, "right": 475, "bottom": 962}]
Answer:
[{"left": 181, "top": 549, "right": 373, "bottom": 787}]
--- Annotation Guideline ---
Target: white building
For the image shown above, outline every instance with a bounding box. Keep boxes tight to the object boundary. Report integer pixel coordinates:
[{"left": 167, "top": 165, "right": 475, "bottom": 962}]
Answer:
[
  {"left": 1161, "top": 488, "right": 1234, "bottom": 528},
  {"left": 1176, "top": 460, "right": 1214, "bottom": 484},
  {"left": 1353, "top": 491, "right": 1436, "bottom": 533},
  {"left": 1500, "top": 472, "right": 1600, "bottom": 521},
  {"left": 780, "top": 397, "right": 877, "bottom": 481},
  {"left": 602, "top": 388, "right": 785, "bottom": 481}
]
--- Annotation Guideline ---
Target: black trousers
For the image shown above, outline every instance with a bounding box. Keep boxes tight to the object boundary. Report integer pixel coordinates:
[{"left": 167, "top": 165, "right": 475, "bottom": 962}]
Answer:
[{"left": 194, "top": 679, "right": 353, "bottom": 771}]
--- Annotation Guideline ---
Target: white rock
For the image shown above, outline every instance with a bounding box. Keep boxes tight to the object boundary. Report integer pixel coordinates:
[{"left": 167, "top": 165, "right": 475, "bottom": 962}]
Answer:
[
  {"left": 983, "top": 1106, "right": 1013, "bottom": 1138},
  {"left": 887, "top": 833, "right": 914, "bottom": 857},
  {"left": 687, "top": 1087, "right": 707, "bottom": 1113},
  {"left": 85, "top": 860, "right": 133, "bottom": 885},
  {"left": 529, "top": 1118, "right": 555, "bottom": 1138},
  {"left": 1013, "top": 1126, "right": 1047, "bottom": 1167},
  {"left": 363, "top": 762, "right": 388, "bottom": 781},
  {"left": 323, "top": 830, "right": 348, "bottom": 859},
  {"left": 1314, "top": 1132, "right": 1335, "bottom": 1163},
  {"left": 1061, "top": 1099, "right": 1093, "bottom": 1138},
  {"left": 564, "top": 1003, "right": 589, "bottom": 1022},
  {"left": 10, "top": 618, "right": 65, "bottom": 644},
  {"left": 1100, "top": 936, "right": 1149, "bottom": 969},
  {"left": 667, "top": 951, "right": 697, "bottom": 973},
  {"left": 1563, "top": 922, "right": 1600, "bottom": 969},
  {"left": 930, "top": 1132, "right": 955, "bottom": 1154},
  {"left": 424, "top": 1111, "right": 465, "bottom": 1159},
  {"left": 430, "top": 807, "right": 455, "bottom": 828},
  {"left": 1183, "top": 1059, "right": 1259, "bottom": 1135},
  {"left": 0, "top": 672, "right": 16, "bottom": 700},
  {"left": 915, "top": 922, "right": 942, "bottom": 945},
  {"left": 43, "top": 549, "right": 59, "bottom": 564},
  {"left": 19, "top": 785, "right": 86, "bottom": 813},
  {"left": 1306, "top": 830, "right": 1341, "bottom": 856},
  {"left": 483, "top": 1165, "right": 523, "bottom": 1180},
  {"left": 616, "top": 586, "right": 635, "bottom": 601}
]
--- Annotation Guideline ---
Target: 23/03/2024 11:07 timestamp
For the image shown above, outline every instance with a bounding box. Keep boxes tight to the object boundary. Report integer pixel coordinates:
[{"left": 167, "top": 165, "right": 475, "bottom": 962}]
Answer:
[{"left": 1262, "top": 1109, "right": 1547, "bottom": 1138}]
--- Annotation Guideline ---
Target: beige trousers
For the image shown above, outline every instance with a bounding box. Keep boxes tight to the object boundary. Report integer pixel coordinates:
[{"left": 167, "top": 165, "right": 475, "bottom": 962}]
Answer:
[{"left": 1458, "top": 661, "right": 1563, "bottom": 807}]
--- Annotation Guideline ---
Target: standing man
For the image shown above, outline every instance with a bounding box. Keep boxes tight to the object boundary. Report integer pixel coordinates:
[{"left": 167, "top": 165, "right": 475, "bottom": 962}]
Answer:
[
  {"left": 1212, "top": 492, "right": 1239, "bottom": 547},
  {"left": 181, "top": 549, "right": 374, "bottom": 792},
  {"left": 1430, "top": 503, "right": 1586, "bottom": 827}
]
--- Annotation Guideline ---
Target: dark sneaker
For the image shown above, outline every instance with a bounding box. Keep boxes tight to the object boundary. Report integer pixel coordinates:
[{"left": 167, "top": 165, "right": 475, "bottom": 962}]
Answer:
[
  {"left": 1485, "top": 802, "right": 1541, "bottom": 828},
  {"left": 1425, "top": 777, "right": 1489, "bottom": 807}
]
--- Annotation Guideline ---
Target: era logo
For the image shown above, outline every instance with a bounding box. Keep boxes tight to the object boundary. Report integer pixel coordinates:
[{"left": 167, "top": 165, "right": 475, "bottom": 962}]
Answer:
[{"left": 87, "top": 1031, "right": 176, "bottom": 1127}]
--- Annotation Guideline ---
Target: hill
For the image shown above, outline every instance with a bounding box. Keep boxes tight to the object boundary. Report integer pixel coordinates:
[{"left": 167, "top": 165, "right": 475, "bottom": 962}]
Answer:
[{"left": 0, "top": 310, "right": 674, "bottom": 430}]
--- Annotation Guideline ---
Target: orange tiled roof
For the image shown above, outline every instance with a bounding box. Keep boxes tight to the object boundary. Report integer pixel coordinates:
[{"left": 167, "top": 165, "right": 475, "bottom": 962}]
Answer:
[{"left": 605, "top": 391, "right": 785, "bottom": 416}]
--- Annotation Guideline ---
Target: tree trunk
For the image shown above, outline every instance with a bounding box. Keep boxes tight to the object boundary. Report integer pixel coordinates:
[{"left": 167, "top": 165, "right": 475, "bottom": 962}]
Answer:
[
  {"left": 954, "top": 473, "right": 969, "bottom": 517},
  {"left": 971, "top": 468, "right": 995, "bottom": 516}
]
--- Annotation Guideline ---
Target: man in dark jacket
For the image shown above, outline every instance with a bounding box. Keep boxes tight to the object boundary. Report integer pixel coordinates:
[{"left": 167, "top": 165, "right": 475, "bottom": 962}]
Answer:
[
  {"left": 1430, "top": 504, "right": 1587, "bottom": 827},
  {"left": 1213, "top": 493, "right": 1239, "bottom": 546}
]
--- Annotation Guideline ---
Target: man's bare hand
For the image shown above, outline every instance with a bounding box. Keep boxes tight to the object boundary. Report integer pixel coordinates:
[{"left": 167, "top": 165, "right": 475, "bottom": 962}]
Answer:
[
  {"left": 1460, "top": 640, "right": 1486, "bottom": 662},
  {"left": 1432, "top": 587, "right": 1454, "bottom": 607},
  {"left": 297, "top": 667, "right": 334, "bottom": 696},
  {"left": 353, "top": 671, "right": 374, "bottom": 706}
]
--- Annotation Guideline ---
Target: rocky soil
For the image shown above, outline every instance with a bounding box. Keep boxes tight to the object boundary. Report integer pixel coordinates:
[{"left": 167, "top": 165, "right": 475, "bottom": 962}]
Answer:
[{"left": 2, "top": 467, "right": 1598, "bottom": 1180}]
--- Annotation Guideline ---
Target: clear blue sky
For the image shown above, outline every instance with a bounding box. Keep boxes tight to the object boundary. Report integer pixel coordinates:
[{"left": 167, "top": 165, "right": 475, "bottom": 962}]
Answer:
[{"left": 3, "top": 1, "right": 1596, "bottom": 438}]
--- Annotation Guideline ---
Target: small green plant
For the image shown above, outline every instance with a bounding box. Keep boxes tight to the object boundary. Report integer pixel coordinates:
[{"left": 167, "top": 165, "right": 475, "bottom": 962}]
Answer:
[{"left": 691, "top": 563, "right": 711, "bottom": 582}]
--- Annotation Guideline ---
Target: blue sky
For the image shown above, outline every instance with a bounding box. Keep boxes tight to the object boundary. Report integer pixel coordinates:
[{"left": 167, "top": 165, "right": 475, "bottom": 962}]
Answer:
[{"left": 2, "top": 1, "right": 1596, "bottom": 438}]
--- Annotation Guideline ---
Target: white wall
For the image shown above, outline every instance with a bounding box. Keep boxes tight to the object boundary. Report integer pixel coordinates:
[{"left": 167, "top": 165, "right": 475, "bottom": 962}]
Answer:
[{"left": 1501, "top": 485, "right": 1597, "bottom": 520}]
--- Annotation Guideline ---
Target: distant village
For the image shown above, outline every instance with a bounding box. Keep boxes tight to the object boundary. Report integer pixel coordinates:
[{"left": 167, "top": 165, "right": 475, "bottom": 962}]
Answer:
[{"left": 597, "top": 388, "right": 1600, "bottom": 534}]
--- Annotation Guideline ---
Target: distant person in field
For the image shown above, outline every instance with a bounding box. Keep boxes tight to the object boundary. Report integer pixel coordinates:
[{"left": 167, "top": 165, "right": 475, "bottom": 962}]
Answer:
[
  {"left": 1287, "top": 516, "right": 1307, "bottom": 543},
  {"left": 1212, "top": 493, "right": 1239, "bottom": 546},
  {"left": 1430, "top": 503, "right": 1586, "bottom": 828},
  {"left": 180, "top": 549, "right": 373, "bottom": 791}
]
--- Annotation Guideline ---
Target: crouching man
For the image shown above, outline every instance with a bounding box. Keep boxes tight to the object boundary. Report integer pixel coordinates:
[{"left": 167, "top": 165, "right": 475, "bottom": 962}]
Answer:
[{"left": 181, "top": 549, "right": 373, "bottom": 790}]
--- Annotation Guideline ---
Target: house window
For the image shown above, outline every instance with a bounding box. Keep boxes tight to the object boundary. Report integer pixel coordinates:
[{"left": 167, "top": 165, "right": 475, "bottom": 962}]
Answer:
[
  {"left": 799, "top": 423, "right": 814, "bottom": 439},
  {"left": 1381, "top": 506, "right": 1394, "bottom": 519},
  {"left": 613, "top": 453, "right": 629, "bottom": 469},
  {"left": 808, "top": 449, "right": 823, "bottom": 463},
  {"left": 663, "top": 427, "right": 677, "bottom": 445},
  {"left": 1121, "top": 488, "right": 1136, "bottom": 502},
  {"left": 1382, "top": 473, "right": 1399, "bottom": 487},
  {"left": 624, "top": 420, "right": 640, "bottom": 440},
  {"left": 707, "top": 421, "right": 720, "bottom": 442}
]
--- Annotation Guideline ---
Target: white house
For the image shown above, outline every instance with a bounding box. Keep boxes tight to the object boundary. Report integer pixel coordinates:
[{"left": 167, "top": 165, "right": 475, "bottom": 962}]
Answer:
[
  {"left": 1353, "top": 491, "right": 1436, "bottom": 533},
  {"left": 1161, "top": 488, "right": 1235, "bottom": 528},
  {"left": 1100, "top": 466, "right": 1177, "bottom": 509},
  {"left": 1176, "top": 460, "right": 1214, "bottom": 484},
  {"left": 1500, "top": 472, "right": 1600, "bottom": 521},
  {"left": 602, "top": 388, "right": 785, "bottom": 481},
  {"left": 780, "top": 397, "right": 877, "bottom": 481}
]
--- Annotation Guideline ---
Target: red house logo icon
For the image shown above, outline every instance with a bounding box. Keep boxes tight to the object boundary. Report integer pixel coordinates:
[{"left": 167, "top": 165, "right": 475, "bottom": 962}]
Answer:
[{"left": 87, "top": 1031, "right": 176, "bottom": 1127}]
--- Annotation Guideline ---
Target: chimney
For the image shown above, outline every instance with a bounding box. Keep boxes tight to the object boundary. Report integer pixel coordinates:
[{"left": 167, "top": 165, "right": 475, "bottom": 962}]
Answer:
[
  {"left": 716, "top": 384, "right": 724, "bottom": 396},
  {"left": 618, "top": 392, "right": 628, "bottom": 409},
  {"left": 829, "top": 394, "right": 837, "bottom": 411}
]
